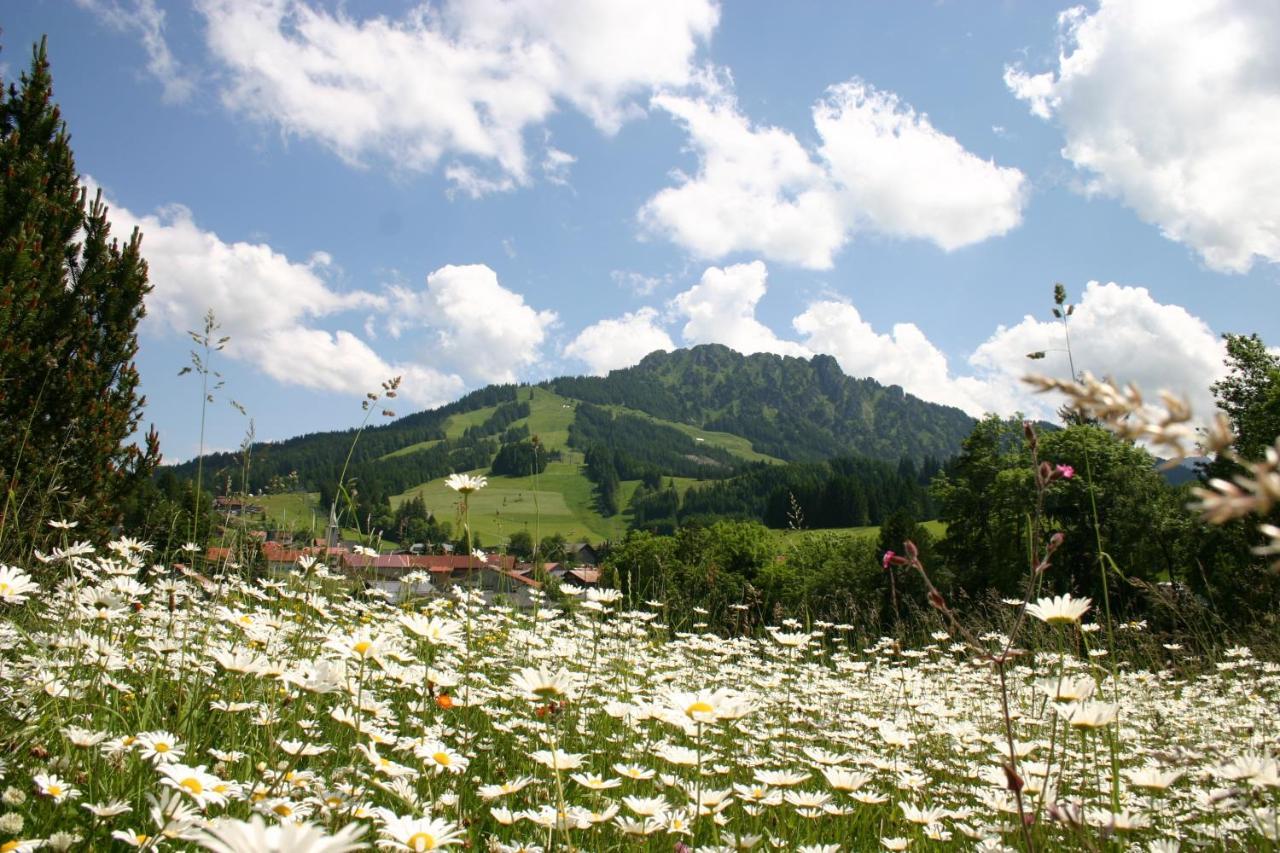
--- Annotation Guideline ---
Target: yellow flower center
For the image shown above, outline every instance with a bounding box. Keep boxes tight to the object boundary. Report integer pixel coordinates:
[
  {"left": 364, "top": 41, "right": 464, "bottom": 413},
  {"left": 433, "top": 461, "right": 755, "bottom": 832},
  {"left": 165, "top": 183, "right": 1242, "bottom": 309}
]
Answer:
[
  {"left": 0, "top": 582, "right": 10, "bottom": 594},
  {"left": 432, "top": 751, "right": 452, "bottom": 766},
  {"left": 154, "top": 742, "right": 170, "bottom": 753},
  {"left": 180, "top": 778, "right": 203, "bottom": 795},
  {"left": 134, "top": 835, "right": 149, "bottom": 844},
  {"left": 272, "top": 803, "right": 293, "bottom": 817},
  {"left": 407, "top": 832, "right": 437, "bottom": 851},
  {"left": 3, "top": 841, "right": 22, "bottom": 852},
  {"left": 686, "top": 701, "right": 714, "bottom": 716},
  {"left": 354, "top": 640, "right": 372, "bottom": 655},
  {"left": 48, "top": 785, "right": 62, "bottom": 797}
]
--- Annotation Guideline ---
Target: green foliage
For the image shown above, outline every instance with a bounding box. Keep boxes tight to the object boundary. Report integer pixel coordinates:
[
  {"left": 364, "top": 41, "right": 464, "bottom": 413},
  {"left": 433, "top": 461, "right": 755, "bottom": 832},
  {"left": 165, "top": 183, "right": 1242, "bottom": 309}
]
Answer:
[
  {"left": 1211, "top": 333, "right": 1280, "bottom": 460},
  {"left": 675, "top": 455, "right": 935, "bottom": 531},
  {"left": 0, "top": 39, "right": 159, "bottom": 549},
  {"left": 490, "top": 440, "right": 548, "bottom": 477},
  {"left": 1189, "top": 333, "right": 1280, "bottom": 617},
  {"left": 539, "top": 532, "right": 567, "bottom": 563},
  {"left": 165, "top": 384, "right": 517, "bottom": 492},
  {"left": 933, "top": 416, "right": 1184, "bottom": 606},
  {"left": 507, "top": 528, "right": 534, "bottom": 560},
  {"left": 570, "top": 402, "right": 740, "bottom": 480},
  {"left": 876, "top": 507, "right": 936, "bottom": 570},
  {"left": 463, "top": 400, "right": 531, "bottom": 442},
  {"left": 757, "top": 532, "right": 883, "bottom": 626},
  {"left": 389, "top": 495, "right": 447, "bottom": 546},
  {"left": 549, "top": 344, "right": 974, "bottom": 461}
]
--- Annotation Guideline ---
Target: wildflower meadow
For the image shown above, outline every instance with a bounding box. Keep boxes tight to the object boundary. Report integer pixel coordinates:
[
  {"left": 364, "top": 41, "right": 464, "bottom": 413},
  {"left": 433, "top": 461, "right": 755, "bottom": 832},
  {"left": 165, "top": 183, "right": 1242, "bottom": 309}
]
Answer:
[{"left": 1, "top": 466, "right": 1278, "bottom": 852}]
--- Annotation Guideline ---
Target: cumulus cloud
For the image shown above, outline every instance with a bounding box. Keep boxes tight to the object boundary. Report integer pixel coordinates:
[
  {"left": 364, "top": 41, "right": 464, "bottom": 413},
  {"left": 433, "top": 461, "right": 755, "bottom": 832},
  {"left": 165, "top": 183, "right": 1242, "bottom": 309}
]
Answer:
[
  {"left": 640, "top": 78, "right": 1026, "bottom": 268},
  {"left": 198, "top": 0, "right": 718, "bottom": 192},
  {"left": 797, "top": 282, "right": 1227, "bottom": 423},
  {"left": 969, "top": 281, "right": 1228, "bottom": 421},
  {"left": 90, "top": 182, "right": 465, "bottom": 406},
  {"left": 563, "top": 307, "right": 675, "bottom": 375},
  {"left": 386, "top": 264, "right": 558, "bottom": 384},
  {"left": 560, "top": 260, "right": 1229, "bottom": 429},
  {"left": 671, "top": 261, "right": 811, "bottom": 357},
  {"left": 815, "top": 81, "right": 1026, "bottom": 251},
  {"left": 1006, "top": 0, "right": 1280, "bottom": 272},
  {"left": 639, "top": 91, "right": 845, "bottom": 268},
  {"left": 793, "top": 301, "right": 1000, "bottom": 415},
  {"left": 75, "top": 0, "right": 195, "bottom": 102}
]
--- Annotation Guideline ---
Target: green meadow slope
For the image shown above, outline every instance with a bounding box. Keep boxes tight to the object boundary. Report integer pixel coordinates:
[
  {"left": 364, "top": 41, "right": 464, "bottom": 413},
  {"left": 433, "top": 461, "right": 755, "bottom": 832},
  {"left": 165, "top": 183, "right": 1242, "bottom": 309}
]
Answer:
[{"left": 390, "top": 387, "right": 736, "bottom": 543}]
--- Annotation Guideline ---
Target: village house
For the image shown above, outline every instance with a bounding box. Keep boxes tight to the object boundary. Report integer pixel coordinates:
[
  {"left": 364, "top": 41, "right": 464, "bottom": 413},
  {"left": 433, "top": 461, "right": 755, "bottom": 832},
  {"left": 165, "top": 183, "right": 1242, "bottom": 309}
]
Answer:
[{"left": 564, "top": 541, "right": 599, "bottom": 566}]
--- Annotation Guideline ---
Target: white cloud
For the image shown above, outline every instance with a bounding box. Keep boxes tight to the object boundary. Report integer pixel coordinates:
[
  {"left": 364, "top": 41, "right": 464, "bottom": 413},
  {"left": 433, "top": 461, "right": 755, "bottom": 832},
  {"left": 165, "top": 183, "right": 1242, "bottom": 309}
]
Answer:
[
  {"left": 387, "top": 264, "right": 557, "bottom": 384},
  {"left": 793, "top": 301, "right": 997, "bottom": 415},
  {"left": 1006, "top": 0, "right": 1280, "bottom": 272},
  {"left": 563, "top": 307, "right": 675, "bottom": 375},
  {"left": 670, "top": 261, "right": 811, "bottom": 357},
  {"left": 542, "top": 147, "right": 577, "bottom": 186},
  {"left": 89, "top": 182, "right": 465, "bottom": 407},
  {"left": 815, "top": 80, "right": 1026, "bottom": 251},
  {"left": 639, "top": 91, "right": 845, "bottom": 268},
  {"left": 198, "top": 0, "right": 718, "bottom": 191},
  {"left": 611, "top": 269, "right": 672, "bottom": 296},
  {"left": 75, "top": 0, "right": 194, "bottom": 102},
  {"left": 562, "top": 260, "right": 1229, "bottom": 428},
  {"left": 797, "top": 281, "right": 1227, "bottom": 423},
  {"left": 969, "top": 281, "right": 1228, "bottom": 422},
  {"left": 640, "top": 78, "right": 1026, "bottom": 268}
]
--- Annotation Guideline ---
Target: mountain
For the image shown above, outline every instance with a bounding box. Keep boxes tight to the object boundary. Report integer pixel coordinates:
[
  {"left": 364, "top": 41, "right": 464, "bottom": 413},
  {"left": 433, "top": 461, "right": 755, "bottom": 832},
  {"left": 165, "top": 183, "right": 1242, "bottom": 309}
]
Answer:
[
  {"left": 161, "top": 346, "right": 976, "bottom": 542},
  {"left": 548, "top": 345, "right": 975, "bottom": 462}
]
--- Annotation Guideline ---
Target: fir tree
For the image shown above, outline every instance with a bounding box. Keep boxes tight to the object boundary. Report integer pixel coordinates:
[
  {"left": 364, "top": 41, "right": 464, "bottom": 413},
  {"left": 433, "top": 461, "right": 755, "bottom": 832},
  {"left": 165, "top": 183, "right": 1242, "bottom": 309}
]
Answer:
[{"left": 0, "top": 38, "right": 159, "bottom": 545}]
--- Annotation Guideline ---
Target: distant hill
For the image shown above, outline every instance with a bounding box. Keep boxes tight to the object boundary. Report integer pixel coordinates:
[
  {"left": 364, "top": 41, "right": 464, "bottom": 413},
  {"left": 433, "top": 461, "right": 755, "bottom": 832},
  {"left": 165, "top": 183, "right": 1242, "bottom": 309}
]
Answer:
[
  {"left": 162, "top": 345, "right": 977, "bottom": 542},
  {"left": 547, "top": 345, "right": 975, "bottom": 462}
]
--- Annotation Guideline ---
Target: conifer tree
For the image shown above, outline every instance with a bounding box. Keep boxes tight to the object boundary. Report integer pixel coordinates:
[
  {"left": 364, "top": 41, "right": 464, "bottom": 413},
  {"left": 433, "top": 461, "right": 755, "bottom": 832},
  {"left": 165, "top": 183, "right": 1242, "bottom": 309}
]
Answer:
[{"left": 0, "top": 38, "right": 159, "bottom": 544}]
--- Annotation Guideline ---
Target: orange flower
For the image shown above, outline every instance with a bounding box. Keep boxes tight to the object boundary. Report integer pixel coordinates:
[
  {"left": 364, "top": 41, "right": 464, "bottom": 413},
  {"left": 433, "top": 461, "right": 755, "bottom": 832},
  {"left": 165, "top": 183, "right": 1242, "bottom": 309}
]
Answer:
[{"left": 435, "top": 693, "right": 454, "bottom": 710}]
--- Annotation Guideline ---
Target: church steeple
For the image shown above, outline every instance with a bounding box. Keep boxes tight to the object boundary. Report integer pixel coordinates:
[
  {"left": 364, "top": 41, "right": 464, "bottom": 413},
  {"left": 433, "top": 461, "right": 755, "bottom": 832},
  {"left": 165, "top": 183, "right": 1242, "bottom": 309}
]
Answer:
[{"left": 326, "top": 501, "right": 340, "bottom": 549}]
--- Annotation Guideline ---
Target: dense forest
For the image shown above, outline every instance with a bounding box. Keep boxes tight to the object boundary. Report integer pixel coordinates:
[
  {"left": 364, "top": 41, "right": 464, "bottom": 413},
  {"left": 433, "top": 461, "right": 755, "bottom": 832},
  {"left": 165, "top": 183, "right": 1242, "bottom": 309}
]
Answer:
[
  {"left": 630, "top": 454, "right": 941, "bottom": 533},
  {"left": 548, "top": 344, "right": 975, "bottom": 461}
]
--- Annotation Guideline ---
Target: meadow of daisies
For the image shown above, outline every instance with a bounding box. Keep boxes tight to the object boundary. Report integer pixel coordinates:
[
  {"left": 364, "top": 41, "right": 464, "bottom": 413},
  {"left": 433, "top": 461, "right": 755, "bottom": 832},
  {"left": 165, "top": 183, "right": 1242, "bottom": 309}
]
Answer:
[{"left": 0, "top": 534, "right": 1277, "bottom": 852}]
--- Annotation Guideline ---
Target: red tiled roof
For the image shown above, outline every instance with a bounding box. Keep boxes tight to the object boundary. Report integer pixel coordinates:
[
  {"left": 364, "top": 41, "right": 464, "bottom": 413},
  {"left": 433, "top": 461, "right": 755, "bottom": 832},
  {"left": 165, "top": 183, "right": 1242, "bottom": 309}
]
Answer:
[{"left": 341, "top": 553, "right": 518, "bottom": 572}]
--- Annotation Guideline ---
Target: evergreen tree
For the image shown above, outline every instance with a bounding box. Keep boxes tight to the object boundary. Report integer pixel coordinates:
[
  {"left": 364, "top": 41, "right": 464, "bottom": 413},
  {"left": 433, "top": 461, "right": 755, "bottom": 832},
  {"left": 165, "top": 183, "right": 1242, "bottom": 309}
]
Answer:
[{"left": 0, "top": 39, "right": 158, "bottom": 545}]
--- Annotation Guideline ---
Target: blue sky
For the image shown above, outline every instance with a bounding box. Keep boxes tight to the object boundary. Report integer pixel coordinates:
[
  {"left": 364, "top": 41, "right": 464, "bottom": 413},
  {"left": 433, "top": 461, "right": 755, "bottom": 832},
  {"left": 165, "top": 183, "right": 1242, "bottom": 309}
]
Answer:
[{"left": 6, "top": 0, "right": 1279, "bottom": 461}]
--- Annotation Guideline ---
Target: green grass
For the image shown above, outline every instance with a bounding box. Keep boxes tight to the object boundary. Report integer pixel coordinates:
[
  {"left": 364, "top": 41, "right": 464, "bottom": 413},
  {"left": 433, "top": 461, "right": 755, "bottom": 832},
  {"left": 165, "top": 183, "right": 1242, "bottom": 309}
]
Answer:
[
  {"left": 381, "top": 437, "right": 443, "bottom": 460},
  {"left": 379, "top": 388, "right": 942, "bottom": 547},
  {"left": 379, "top": 390, "right": 727, "bottom": 544},
  {"left": 523, "top": 387, "right": 575, "bottom": 452},
  {"left": 777, "top": 519, "right": 948, "bottom": 542},
  {"left": 602, "top": 404, "right": 781, "bottom": 464},
  {"left": 393, "top": 461, "right": 629, "bottom": 544},
  {"left": 255, "top": 492, "right": 320, "bottom": 531},
  {"left": 378, "top": 388, "right": 576, "bottom": 462},
  {"left": 444, "top": 404, "right": 503, "bottom": 439}
]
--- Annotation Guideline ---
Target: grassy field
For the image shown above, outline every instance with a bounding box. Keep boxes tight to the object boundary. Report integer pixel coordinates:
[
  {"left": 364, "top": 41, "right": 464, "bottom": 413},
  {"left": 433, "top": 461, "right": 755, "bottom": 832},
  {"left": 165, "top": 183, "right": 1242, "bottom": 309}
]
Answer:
[
  {"left": 384, "top": 390, "right": 738, "bottom": 544},
  {"left": 776, "top": 518, "right": 948, "bottom": 542},
  {"left": 601, "top": 404, "right": 781, "bottom": 464},
  {"left": 523, "top": 386, "right": 575, "bottom": 451},
  {"left": 393, "top": 461, "right": 629, "bottom": 545},
  {"left": 255, "top": 491, "right": 320, "bottom": 531},
  {"left": 8, "top": 539, "right": 1276, "bottom": 850},
  {"left": 380, "top": 437, "right": 442, "bottom": 460},
  {"left": 378, "top": 389, "right": 945, "bottom": 548}
]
